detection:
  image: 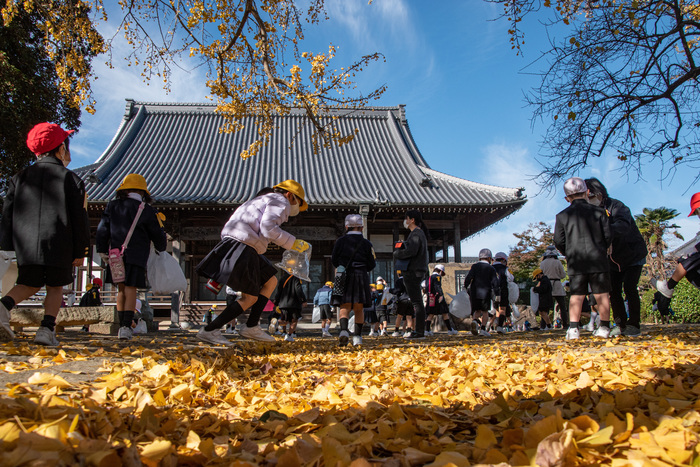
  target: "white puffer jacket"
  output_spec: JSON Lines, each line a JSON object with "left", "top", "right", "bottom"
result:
{"left": 221, "top": 192, "right": 296, "bottom": 254}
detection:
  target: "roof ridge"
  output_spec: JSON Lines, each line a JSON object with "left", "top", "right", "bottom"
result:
{"left": 128, "top": 100, "right": 406, "bottom": 113}
{"left": 421, "top": 167, "right": 526, "bottom": 197}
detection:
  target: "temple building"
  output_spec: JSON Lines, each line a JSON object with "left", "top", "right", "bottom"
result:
{"left": 76, "top": 100, "right": 527, "bottom": 302}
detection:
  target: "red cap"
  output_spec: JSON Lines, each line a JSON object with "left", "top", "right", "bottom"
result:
{"left": 26, "top": 123, "right": 74, "bottom": 155}
{"left": 92, "top": 278, "right": 103, "bottom": 287}
{"left": 689, "top": 192, "right": 700, "bottom": 216}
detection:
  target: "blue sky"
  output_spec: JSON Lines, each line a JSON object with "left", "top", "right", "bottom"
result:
{"left": 69, "top": 0, "right": 700, "bottom": 256}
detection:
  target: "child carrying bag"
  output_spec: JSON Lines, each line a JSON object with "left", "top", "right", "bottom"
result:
{"left": 108, "top": 202, "right": 145, "bottom": 283}
{"left": 332, "top": 240, "right": 363, "bottom": 299}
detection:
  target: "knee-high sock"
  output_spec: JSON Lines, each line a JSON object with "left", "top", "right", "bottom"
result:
{"left": 206, "top": 300, "right": 244, "bottom": 331}
{"left": 246, "top": 295, "right": 270, "bottom": 327}
{"left": 120, "top": 310, "right": 135, "bottom": 328}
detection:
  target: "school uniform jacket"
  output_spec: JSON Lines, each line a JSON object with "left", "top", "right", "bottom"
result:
{"left": 273, "top": 272, "right": 306, "bottom": 309}
{"left": 95, "top": 198, "right": 167, "bottom": 268}
{"left": 0, "top": 156, "right": 90, "bottom": 266}
{"left": 492, "top": 262, "right": 509, "bottom": 302}
{"left": 533, "top": 275, "right": 554, "bottom": 311}
{"left": 426, "top": 273, "right": 445, "bottom": 307}
{"left": 331, "top": 233, "right": 376, "bottom": 272}
{"left": 554, "top": 199, "right": 612, "bottom": 275}
{"left": 604, "top": 197, "right": 648, "bottom": 271}
{"left": 464, "top": 261, "right": 499, "bottom": 301}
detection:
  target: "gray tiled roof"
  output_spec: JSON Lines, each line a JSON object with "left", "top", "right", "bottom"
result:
{"left": 78, "top": 101, "right": 527, "bottom": 212}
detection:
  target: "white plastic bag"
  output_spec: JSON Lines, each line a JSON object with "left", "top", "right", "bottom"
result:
{"left": 312, "top": 306, "right": 321, "bottom": 323}
{"left": 147, "top": 248, "right": 187, "bottom": 294}
{"left": 511, "top": 303, "right": 521, "bottom": 319}
{"left": 448, "top": 290, "right": 471, "bottom": 318}
{"left": 530, "top": 288, "right": 539, "bottom": 312}
{"left": 508, "top": 282, "right": 520, "bottom": 304}
{"left": 0, "top": 251, "right": 13, "bottom": 280}
{"left": 133, "top": 320, "right": 148, "bottom": 334}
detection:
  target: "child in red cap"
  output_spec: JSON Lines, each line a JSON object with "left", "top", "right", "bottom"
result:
{"left": 653, "top": 192, "right": 700, "bottom": 298}
{"left": 0, "top": 122, "right": 91, "bottom": 345}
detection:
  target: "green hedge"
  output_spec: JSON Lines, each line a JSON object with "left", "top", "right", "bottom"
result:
{"left": 641, "top": 280, "right": 700, "bottom": 323}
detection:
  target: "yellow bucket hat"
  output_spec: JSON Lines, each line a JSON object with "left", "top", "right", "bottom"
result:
{"left": 117, "top": 173, "right": 150, "bottom": 195}
{"left": 274, "top": 179, "right": 308, "bottom": 212}
{"left": 532, "top": 268, "right": 543, "bottom": 279}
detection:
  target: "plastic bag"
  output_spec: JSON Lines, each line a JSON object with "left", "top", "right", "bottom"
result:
{"left": 147, "top": 248, "right": 188, "bottom": 294}
{"left": 508, "top": 282, "right": 520, "bottom": 304}
{"left": 312, "top": 306, "right": 321, "bottom": 323}
{"left": 276, "top": 246, "right": 312, "bottom": 282}
{"left": 511, "top": 303, "right": 521, "bottom": 319}
{"left": 530, "top": 288, "right": 539, "bottom": 312}
{"left": 448, "top": 290, "right": 471, "bottom": 318}
{"left": 0, "top": 251, "right": 12, "bottom": 280}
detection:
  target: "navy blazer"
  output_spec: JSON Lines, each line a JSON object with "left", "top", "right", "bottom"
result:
{"left": 0, "top": 157, "right": 90, "bottom": 266}
{"left": 95, "top": 198, "right": 167, "bottom": 268}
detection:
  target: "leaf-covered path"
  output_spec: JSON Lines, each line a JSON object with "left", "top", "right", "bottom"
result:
{"left": 1, "top": 325, "right": 699, "bottom": 466}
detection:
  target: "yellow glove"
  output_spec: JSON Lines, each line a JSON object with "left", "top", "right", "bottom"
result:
{"left": 292, "top": 239, "right": 310, "bottom": 252}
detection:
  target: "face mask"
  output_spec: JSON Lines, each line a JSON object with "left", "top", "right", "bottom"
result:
{"left": 403, "top": 219, "right": 411, "bottom": 229}
{"left": 289, "top": 202, "right": 300, "bottom": 217}
{"left": 127, "top": 192, "right": 144, "bottom": 202}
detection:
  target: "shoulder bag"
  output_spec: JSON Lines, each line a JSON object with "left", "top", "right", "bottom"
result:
{"left": 108, "top": 202, "right": 145, "bottom": 283}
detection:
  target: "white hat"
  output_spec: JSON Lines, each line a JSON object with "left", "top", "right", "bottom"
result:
{"left": 434, "top": 264, "right": 445, "bottom": 275}
{"left": 345, "top": 214, "right": 363, "bottom": 228}
{"left": 376, "top": 276, "right": 385, "bottom": 282}
{"left": 479, "top": 248, "right": 493, "bottom": 259}
{"left": 563, "top": 177, "right": 588, "bottom": 196}
{"left": 494, "top": 252, "right": 508, "bottom": 261}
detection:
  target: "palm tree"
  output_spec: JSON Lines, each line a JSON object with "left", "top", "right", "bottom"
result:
{"left": 634, "top": 207, "right": 684, "bottom": 279}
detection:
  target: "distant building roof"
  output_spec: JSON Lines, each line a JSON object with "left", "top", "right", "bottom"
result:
{"left": 669, "top": 232, "right": 700, "bottom": 258}
{"left": 77, "top": 101, "right": 527, "bottom": 218}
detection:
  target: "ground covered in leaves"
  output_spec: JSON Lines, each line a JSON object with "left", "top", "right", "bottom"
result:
{"left": 1, "top": 325, "right": 700, "bottom": 466}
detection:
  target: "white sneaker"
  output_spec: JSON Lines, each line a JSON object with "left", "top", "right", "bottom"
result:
{"left": 478, "top": 329, "right": 491, "bottom": 337}
{"left": 239, "top": 324, "right": 275, "bottom": 342}
{"left": 609, "top": 326, "right": 621, "bottom": 337}
{"left": 380, "top": 329, "right": 387, "bottom": 336}
{"left": 133, "top": 320, "right": 148, "bottom": 335}
{"left": 566, "top": 327, "right": 580, "bottom": 340}
{"left": 34, "top": 326, "right": 59, "bottom": 346}
{"left": 368, "top": 330, "right": 377, "bottom": 337}
{"left": 583, "top": 321, "right": 595, "bottom": 332}
{"left": 118, "top": 326, "right": 133, "bottom": 340}
{"left": 197, "top": 328, "right": 233, "bottom": 346}
{"left": 0, "top": 301, "right": 14, "bottom": 341}
{"left": 403, "top": 330, "right": 413, "bottom": 338}
{"left": 352, "top": 335, "right": 362, "bottom": 346}
{"left": 284, "top": 333, "right": 295, "bottom": 342}
{"left": 593, "top": 326, "right": 611, "bottom": 338}
{"left": 322, "top": 330, "right": 332, "bottom": 337}
{"left": 391, "top": 331, "right": 402, "bottom": 337}
{"left": 652, "top": 279, "right": 674, "bottom": 299}
{"left": 496, "top": 326, "right": 506, "bottom": 334}
{"left": 447, "top": 329, "right": 458, "bottom": 335}
{"left": 425, "top": 330, "right": 433, "bottom": 337}
{"left": 339, "top": 330, "right": 350, "bottom": 346}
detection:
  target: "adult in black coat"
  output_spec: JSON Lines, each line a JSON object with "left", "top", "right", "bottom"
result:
{"left": 0, "top": 123, "right": 90, "bottom": 346}
{"left": 585, "top": 178, "right": 647, "bottom": 337}
{"left": 393, "top": 209, "right": 429, "bottom": 339}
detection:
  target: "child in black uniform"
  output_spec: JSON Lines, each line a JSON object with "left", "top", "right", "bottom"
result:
{"left": 464, "top": 248, "right": 500, "bottom": 337}
{"left": 532, "top": 268, "right": 554, "bottom": 330}
{"left": 96, "top": 174, "right": 167, "bottom": 340}
{"left": 425, "top": 264, "right": 456, "bottom": 335}
{"left": 272, "top": 270, "right": 306, "bottom": 342}
{"left": 331, "top": 214, "right": 376, "bottom": 347}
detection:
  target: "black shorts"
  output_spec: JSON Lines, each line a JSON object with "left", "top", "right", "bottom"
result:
{"left": 680, "top": 252, "right": 700, "bottom": 288}
{"left": 396, "top": 299, "right": 414, "bottom": 317}
{"left": 17, "top": 265, "right": 73, "bottom": 288}
{"left": 569, "top": 272, "right": 611, "bottom": 295}
{"left": 319, "top": 304, "right": 332, "bottom": 320}
{"left": 106, "top": 263, "right": 147, "bottom": 288}
{"left": 472, "top": 298, "right": 491, "bottom": 312}
{"left": 280, "top": 307, "right": 302, "bottom": 322}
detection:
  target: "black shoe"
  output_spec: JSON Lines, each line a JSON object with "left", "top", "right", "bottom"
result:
{"left": 404, "top": 331, "right": 425, "bottom": 340}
